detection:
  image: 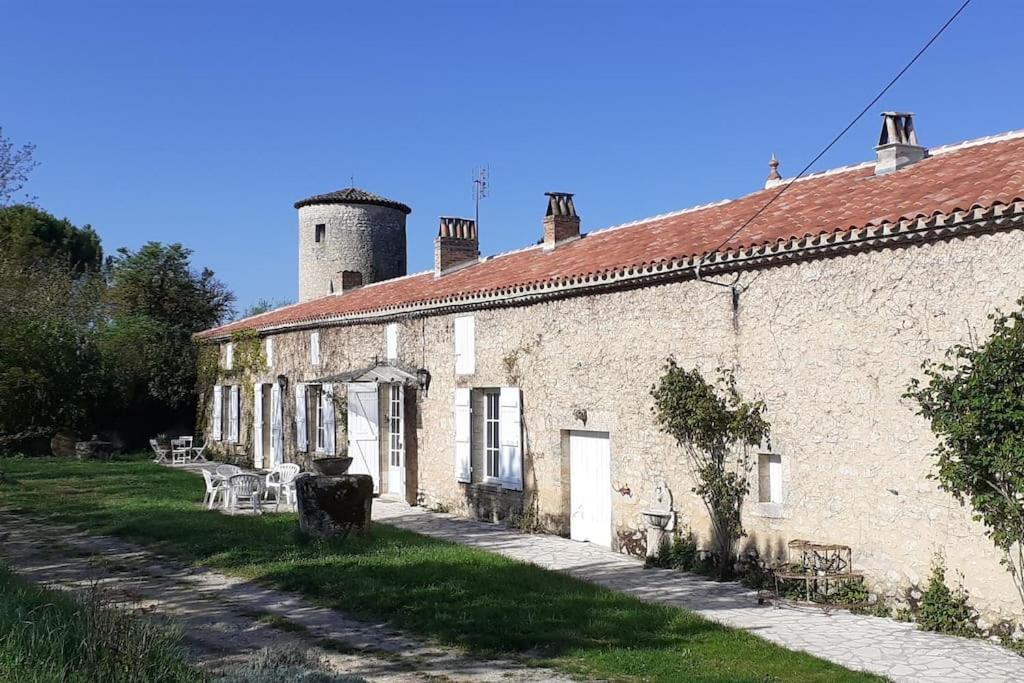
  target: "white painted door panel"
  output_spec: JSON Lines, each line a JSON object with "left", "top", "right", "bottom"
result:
{"left": 569, "top": 431, "right": 612, "bottom": 548}
{"left": 347, "top": 382, "right": 380, "bottom": 493}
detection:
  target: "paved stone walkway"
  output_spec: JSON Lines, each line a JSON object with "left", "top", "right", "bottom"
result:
{"left": 372, "top": 500, "right": 1024, "bottom": 683}
{"left": 0, "top": 513, "right": 572, "bottom": 682}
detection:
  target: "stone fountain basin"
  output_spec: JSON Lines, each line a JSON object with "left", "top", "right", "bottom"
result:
{"left": 642, "top": 509, "right": 673, "bottom": 529}
{"left": 311, "top": 457, "right": 353, "bottom": 476}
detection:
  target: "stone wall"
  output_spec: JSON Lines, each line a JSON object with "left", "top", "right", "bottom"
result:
{"left": 208, "top": 227, "right": 1024, "bottom": 622}
{"left": 297, "top": 203, "right": 407, "bottom": 301}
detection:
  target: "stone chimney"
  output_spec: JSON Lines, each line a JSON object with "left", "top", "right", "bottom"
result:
{"left": 543, "top": 192, "right": 580, "bottom": 250}
{"left": 434, "top": 217, "right": 478, "bottom": 276}
{"left": 330, "top": 270, "right": 363, "bottom": 294}
{"left": 875, "top": 112, "right": 927, "bottom": 175}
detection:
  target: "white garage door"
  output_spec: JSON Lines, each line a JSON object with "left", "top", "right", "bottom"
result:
{"left": 569, "top": 431, "right": 612, "bottom": 548}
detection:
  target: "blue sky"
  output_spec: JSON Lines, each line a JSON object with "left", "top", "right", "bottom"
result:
{"left": 5, "top": 0, "right": 1018, "bottom": 314}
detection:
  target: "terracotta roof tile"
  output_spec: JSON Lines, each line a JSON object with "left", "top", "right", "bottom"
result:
{"left": 200, "top": 132, "right": 1024, "bottom": 339}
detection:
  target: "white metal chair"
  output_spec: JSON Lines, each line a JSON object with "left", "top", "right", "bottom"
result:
{"left": 226, "top": 474, "right": 263, "bottom": 515}
{"left": 201, "top": 469, "right": 228, "bottom": 509}
{"left": 264, "top": 463, "right": 301, "bottom": 512}
{"left": 170, "top": 438, "right": 191, "bottom": 466}
{"left": 189, "top": 441, "right": 208, "bottom": 463}
{"left": 149, "top": 439, "right": 170, "bottom": 464}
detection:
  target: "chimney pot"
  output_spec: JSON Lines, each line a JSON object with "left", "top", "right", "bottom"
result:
{"left": 434, "top": 216, "right": 479, "bottom": 276}
{"left": 543, "top": 192, "right": 581, "bottom": 250}
{"left": 875, "top": 112, "right": 926, "bottom": 175}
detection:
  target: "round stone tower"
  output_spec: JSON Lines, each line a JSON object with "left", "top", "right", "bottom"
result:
{"left": 294, "top": 187, "right": 411, "bottom": 302}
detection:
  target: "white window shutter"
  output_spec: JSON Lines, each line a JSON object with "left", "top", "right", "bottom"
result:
{"left": 253, "top": 383, "right": 264, "bottom": 469}
{"left": 454, "top": 316, "right": 475, "bottom": 375}
{"left": 310, "top": 331, "right": 320, "bottom": 367}
{"left": 322, "top": 383, "right": 336, "bottom": 455}
{"left": 499, "top": 387, "right": 523, "bottom": 491}
{"left": 224, "top": 342, "right": 234, "bottom": 370}
{"left": 295, "top": 382, "right": 308, "bottom": 452}
{"left": 211, "top": 385, "right": 223, "bottom": 440}
{"left": 386, "top": 324, "right": 398, "bottom": 361}
{"left": 454, "top": 388, "right": 472, "bottom": 483}
{"left": 265, "top": 337, "right": 274, "bottom": 367}
{"left": 270, "top": 383, "right": 283, "bottom": 466}
{"left": 769, "top": 454, "right": 783, "bottom": 503}
{"left": 229, "top": 385, "right": 240, "bottom": 442}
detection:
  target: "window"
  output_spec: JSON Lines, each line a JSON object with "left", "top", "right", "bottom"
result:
{"left": 389, "top": 384, "right": 403, "bottom": 468}
{"left": 484, "top": 390, "right": 500, "bottom": 480}
{"left": 758, "top": 453, "right": 783, "bottom": 503}
{"left": 265, "top": 337, "right": 274, "bottom": 367}
{"left": 310, "top": 331, "right": 321, "bottom": 367}
{"left": 314, "top": 223, "right": 326, "bottom": 243}
{"left": 385, "top": 323, "right": 398, "bottom": 361}
{"left": 224, "top": 342, "right": 234, "bottom": 370}
{"left": 454, "top": 315, "right": 475, "bottom": 375}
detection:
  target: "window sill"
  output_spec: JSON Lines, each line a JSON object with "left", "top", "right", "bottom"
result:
{"left": 751, "top": 502, "right": 788, "bottom": 519}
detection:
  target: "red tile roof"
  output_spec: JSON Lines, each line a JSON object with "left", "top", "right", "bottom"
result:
{"left": 199, "top": 132, "right": 1024, "bottom": 339}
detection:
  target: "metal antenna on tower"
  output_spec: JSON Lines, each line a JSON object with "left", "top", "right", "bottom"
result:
{"left": 472, "top": 166, "right": 489, "bottom": 230}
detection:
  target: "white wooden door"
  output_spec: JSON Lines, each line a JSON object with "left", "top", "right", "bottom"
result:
{"left": 387, "top": 384, "right": 405, "bottom": 495}
{"left": 347, "top": 382, "right": 380, "bottom": 493}
{"left": 569, "top": 431, "right": 612, "bottom": 548}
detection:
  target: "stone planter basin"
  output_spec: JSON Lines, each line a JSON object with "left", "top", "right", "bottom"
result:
{"left": 642, "top": 509, "right": 673, "bottom": 529}
{"left": 311, "top": 457, "right": 353, "bottom": 476}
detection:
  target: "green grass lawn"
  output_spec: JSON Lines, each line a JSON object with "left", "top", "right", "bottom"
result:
{"left": 0, "top": 562, "right": 197, "bottom": 683}
{"left": 0, "top": 457, "right": 882, "bottom": 682}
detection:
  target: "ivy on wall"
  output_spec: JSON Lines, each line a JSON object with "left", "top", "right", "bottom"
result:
{"left": 193, "top": 330, "right": 266, "bottom": 443}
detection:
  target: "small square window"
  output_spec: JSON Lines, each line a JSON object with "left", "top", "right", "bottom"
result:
{"left": 315, "top": 224, "right": 326, "bottom": 243}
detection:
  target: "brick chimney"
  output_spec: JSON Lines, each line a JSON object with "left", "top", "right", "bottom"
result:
{"left": 875, "top": 112, "right": 927, "bottom": 175}
{"left": 434, "top": 217, "right": 479, "bottom": 276}
{"left": 330, "top": 270, "right": 363, "bottom": 294}
{"left": 543, "top": 192, "right": 580, "bottom": 250}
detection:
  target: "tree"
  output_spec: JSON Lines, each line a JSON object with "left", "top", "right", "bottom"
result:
{"left": 651, "top": 361, "right": 769, "bottom": 578}
{"left": 103, "top": 243, "right": 234, "bottom": 412}
{"left": 0, "top": 253, "right": 105, "bottom": 449}
{"left": 0, "top": 127, "right": 38, "bottom": 206}
{"left": 0, "top": 204, "right": 102, "bottom": 274}
{"left": 906, "top": 299, "right": 1024, "bottom": 608}
{"left": 240, "top": 298, "right": 292, "bottom": 319}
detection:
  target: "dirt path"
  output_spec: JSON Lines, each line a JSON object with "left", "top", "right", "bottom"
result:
{"left": 0, "top": 513, "right": 578, "bottom": 682}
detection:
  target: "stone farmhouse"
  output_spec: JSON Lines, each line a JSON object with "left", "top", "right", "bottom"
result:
{"left": 197, "top": 113, "right": 1024, "bottom": 622}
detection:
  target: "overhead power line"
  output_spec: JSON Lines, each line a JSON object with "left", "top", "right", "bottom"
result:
{"left": 699, "top": 0, "right": 972, "bottom": 267}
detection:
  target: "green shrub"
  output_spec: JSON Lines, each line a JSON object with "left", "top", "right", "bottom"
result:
{"left": 0, "top": 564, "right": 197, "bottom": 682}
{"left": 916, "top": 556, "right": 977, "bottom": 637}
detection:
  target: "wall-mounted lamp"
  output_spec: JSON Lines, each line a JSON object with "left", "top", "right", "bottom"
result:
{"left": 276, "top": 374, "right": 289, "bottom": 392}
{"left": 573, "top": 407, "right": 588, "bottom": 425}
{"left": 416, "top": 368, "right": 431, "bottom": 397}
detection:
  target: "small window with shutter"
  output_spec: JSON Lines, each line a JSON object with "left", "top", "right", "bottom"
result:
{"left": 310, "top": 331, "right": 321, "bottom": 367}
{"left": 758, "top": 453, "right": 783, "bottom": 504}
{"left": 224, "top": 342, "right": 234, "bottom": 370}
{"left": 454, "top": 316, "right": 475, "bottom": 375}
{"left": 385, "top": 323, "right": 398, "bottom": 361}
{"left": 265, "top": 337, "right": 274, "bottom": 367}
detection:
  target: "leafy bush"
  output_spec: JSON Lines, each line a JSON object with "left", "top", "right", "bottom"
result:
{"left": 0, "top": 564, "right": 197, "bottom": 682}
{"left": 916, "top": 555, "right": 977, "bottom": 637}
{"left": 906, "top": 299, "right": 1024, "bottom": 607}
{"left": 650, "top": 362, "right": 769, "bottom": 579}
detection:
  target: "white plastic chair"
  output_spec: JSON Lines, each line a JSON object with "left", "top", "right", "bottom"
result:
{"left": 215, "top": 464, "right": 242, "bottom": 479}
{"left": 149, "top": 439, "right": 170, "bottom": 464}
{"left": 226, "top": 474, "right": 263, "bottom": 515}
{"left": 264, "top": 463, "right": 301, "bottom": 512}
{"left": 201, "top": 469, "right": 228, "bottom": 509}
